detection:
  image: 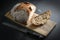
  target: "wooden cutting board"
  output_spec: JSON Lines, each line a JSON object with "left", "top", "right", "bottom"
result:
{"left": 5, "top": 12, "right": 56, "bottom": 36}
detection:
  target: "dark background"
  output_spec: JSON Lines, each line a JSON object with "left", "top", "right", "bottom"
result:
{"left": 0, "top": 0, "right": 60, "bottom": 40}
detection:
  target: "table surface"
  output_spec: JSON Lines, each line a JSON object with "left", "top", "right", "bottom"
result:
{"left": 0, "top": 0, "right": 60, "bottom": 40}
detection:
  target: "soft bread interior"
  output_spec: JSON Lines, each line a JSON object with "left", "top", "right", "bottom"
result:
{"left": 31, "top": 10, "right": 51, "bottom": 25}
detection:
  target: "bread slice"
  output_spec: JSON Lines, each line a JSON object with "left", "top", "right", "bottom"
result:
{"left": 31, "top": 10, "right": 51, "bottom": 25}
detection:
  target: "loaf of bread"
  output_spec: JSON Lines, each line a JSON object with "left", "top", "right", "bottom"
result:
{"left": 31, "top": 10, "right": 51, "bottom": 25}
{"left": 10, "top": 2, "right": 51, "bottom": 26}
{"left": 10, "top": 2, "right": 36, "bottom": 24}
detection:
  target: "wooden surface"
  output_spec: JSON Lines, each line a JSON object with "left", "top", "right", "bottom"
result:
{"left": 5, "top": 12, "right": 56, "bottom": 36}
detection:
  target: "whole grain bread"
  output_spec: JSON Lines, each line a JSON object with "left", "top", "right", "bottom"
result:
{"left": 31, "top": 10, "right": 51, "bottom": 25}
